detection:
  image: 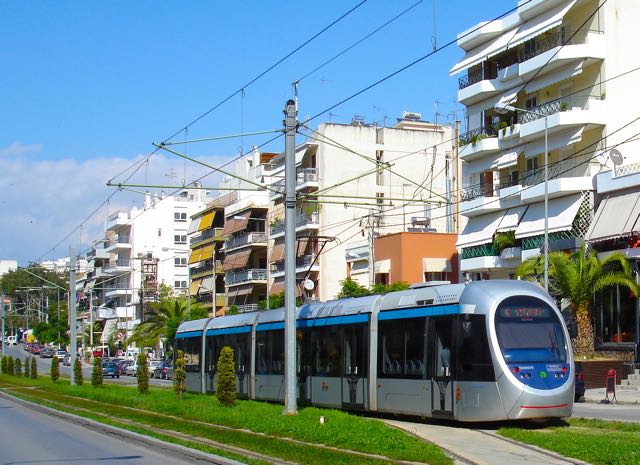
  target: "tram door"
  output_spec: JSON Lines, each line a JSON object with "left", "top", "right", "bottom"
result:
{"left": 342, "top": 325, "right": 366, "bottom": 409}
{"left": 431, "top": 317, "right": 455, "bottom": 417}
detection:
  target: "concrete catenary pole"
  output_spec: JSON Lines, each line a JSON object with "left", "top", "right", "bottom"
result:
{"left": 69, "top": 247, "right": 78, "bottom": 385}
{"left": 283, "top": 99, "right": 298, "bottom": 415}
{"left": 1, "top": 291, "right": 5, "bottom": 355}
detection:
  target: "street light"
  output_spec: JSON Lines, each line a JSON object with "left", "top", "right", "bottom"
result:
{"left": 496, "top": 104, "right": 549, "bottom": 291}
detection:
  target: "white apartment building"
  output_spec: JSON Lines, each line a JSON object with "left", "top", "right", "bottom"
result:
{"left": 452, "top": 0, "right": 640, "bottom": 278}
{"left": 269, "top": 117, "right": 456, "bottom": 301}
{"left": 84, "top": 186, "right": 206, "bottom": 337}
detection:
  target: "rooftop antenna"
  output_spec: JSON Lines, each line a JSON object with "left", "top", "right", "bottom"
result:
{"left": 433, "top": 100, "right": 442, "bottom": 125}
{"left": 329, "top": 112, "right": 339, "bottom": 123}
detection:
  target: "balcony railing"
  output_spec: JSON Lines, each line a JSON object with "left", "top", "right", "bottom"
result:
{"left": 461, "top": 185, "right": 495, "bottom": 202}
{"left": 105, "top": 259, "right": 131, "bottom": 269}
{"left": 190, "top": 262, "right": 212, "bottom": 276}
{"left": 271, "top": 168, "right": 319, "bottom": 194}
{"left": 272, "top": 254, "right": 317, "bottom": 273}
{"left": 519, "top": 31, "right": 565, "bottom": 62}
{"left": 225, "top": 232, "right": 267, "bottom": 250}
{"left": 459, "top": 125, "right": 497, "bottom": 146}
{"left": 270, "top": 212, "right": 319, "bottom": 235}
{"left": 458, "top": 66, "right": 497, "bottom": 90}
{"left": 226, "top": 269, "right": 268, "bottom": 285}
{"left": 190, "top": 228, "right": 222, "bottom": 246}
{"left": 236, "top": 304, "right": 259, "bottom": 313}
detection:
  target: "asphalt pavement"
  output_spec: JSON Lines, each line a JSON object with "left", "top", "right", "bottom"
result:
{"left": 0, "top": 395, "right": 204, "bottom": 465}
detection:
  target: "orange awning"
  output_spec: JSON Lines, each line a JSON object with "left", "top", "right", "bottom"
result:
{"left": 198, "top": 211, "right": 215, "bottom": 231}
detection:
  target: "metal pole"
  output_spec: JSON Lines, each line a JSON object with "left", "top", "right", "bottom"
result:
{"left": 212, "top": 246, "right": 216, "bottom": 317}
{"left": 57, "top": 288, "right": 60, "bottom": 348}
{"left": 89, "top": 289, "right": 94, "bottom": 363}
{"left": 283, "top": 98, "right": 298, "bottom": 415}
{"left": 368, "top": 211, "right": 376, "bottom": 289}
{"left": 69, "top": 247, "right": 78, "bottom": 384}
{"left": 1, "top": 291, "right": 5, "bottom": 355}
{"left": 544, "top": 116, "right": 549, "bottom": 291}
{"left": 266, "top": 218, "right": 270, "bottom": 310}
{"left": 402, "top": 184, "right": 406, "bottom": 232}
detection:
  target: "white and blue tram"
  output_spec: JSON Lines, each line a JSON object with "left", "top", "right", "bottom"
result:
{"left": 176, "top": 280, "right": 574, "bottom": 421}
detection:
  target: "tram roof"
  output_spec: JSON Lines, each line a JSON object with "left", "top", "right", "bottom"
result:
{"left": 378, "top": 283, "right": 466, "bottom": 311}
{"left": 205, "top": 312, "right": 260, "bottom": 331}
{"left": 176, "top": 318, "right": 209, "bottom": 334}
{"left": 256, "top": 308, "right": 285, "bottom": 324}
{"left": 298, "top": 294, "right": 381, "bottom": 320}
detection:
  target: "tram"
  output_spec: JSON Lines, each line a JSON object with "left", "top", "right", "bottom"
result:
{"left": 176, "top": 280, "right": 574, "bottom": 421}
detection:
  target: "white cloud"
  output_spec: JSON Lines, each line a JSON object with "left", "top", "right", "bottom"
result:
{"left": 0, "top": 141, "right": 43, "bottom": 157}
{"left": 0, "top": 152, "right": 232, "bottom": 265}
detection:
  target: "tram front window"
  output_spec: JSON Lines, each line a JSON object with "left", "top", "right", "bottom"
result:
{"left": 495, "top": 296, "right": 567, "bottom": 364}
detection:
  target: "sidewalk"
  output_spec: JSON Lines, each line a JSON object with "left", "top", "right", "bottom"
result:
{"left": 584, "top": 386, "right": 640, "bottom": 405}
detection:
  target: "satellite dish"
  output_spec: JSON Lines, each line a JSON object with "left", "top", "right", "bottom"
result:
{"left": 303, "top": 279, "right": 315, "bottom": 291}
{"left": 610, "top": 148, "right": 624, "bottom": 166}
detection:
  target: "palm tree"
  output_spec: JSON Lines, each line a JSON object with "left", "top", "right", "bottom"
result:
{"left": 517, "top": 244, "right": 638, "bottom": 357}
{"left": 130, "top": 298, "right": 207, "bottom": 352}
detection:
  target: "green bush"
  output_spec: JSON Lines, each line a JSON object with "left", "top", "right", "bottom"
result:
{"left": 23, "top": 357, "right": 30, "bottom": 378}
{"left": 92, "top": 357, "right": 103, "bottom": 386}
{"left": 30, "top": 357, "right": 37, "bottom": 379}
{"left": 51, "top": 356, "right": 60, "bottom": 382}
{"left": 216, "top": 346, "right": 236, "bottom": 406}
{"left": 136, "top": 353, "right": 149, "bottom": 394}
{"left": 173, "top": 350, "right": 186, "bottom": 399}
{"left": 73, "top": 358, "right": 83, "bottom": 385}
{"left": 14, "top": 358, "right": 22, "bottom": 376}
{"left": 1, "top": 356, "right": 7, "bottom": 374}
{"left": 7, "top": 356, "right": 14, "bottom": 376}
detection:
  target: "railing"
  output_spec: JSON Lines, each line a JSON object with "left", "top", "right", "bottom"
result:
{"left": 614, "top": 162, "right": 640, "bottom": 178}
{"left": 460, "top": 185, "right": 495, "bottom": 202}
{"left": 190, "top": 262, "right": 212, "bottom": 276}
{"left": 519, "top": 31, "right": 565, "bottom": 62}
{"left": 105, "top": 259, "right": 131, "bottom": 268}
{"left": 517, "top": 100, "right": 562, "bottom": 124}
{"left": 106, "top": 236, "right": 130, "bottom": 248}
{"left": 104, "top": 283, "right": 130, "bottom": 291}
{"left": 459, "top": 125, "right": 497, "bottom": 146}
{"left": 226, "top": 269, "right": 268, "bottom": 285}
{"left": 270, "top": 168, "right": 319, "bottom": 194}
{"left": 270, "top": 212, "right": 319, "bottom": 235}
{"left": 236, "top": 304, "right": 259, "bottom": 313}
{"left": 458, "top": 66, "right": 497, "bottom": 90}
{"left": 272, "top": 254, "right": 317, "bottom": 273}
{"left": 520, "top": 160, "right": 596, "bottom": 187}
{"left": 190, "top": 228, "right": 223, "bottom": 246}
{"left": 225, "top": 232, "right": 267, "bottom": 250}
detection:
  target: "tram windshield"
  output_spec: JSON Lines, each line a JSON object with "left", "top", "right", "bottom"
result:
{"left": 495, "top": 296, "right": 567, "bottom": 364}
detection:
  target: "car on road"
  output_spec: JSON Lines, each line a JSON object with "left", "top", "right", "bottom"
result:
{"left": 54, "top": 350, "right": 67, "bottom": 361}
{"left": 125, "top": 362, "right": 138, "bottom": 376}
{"left": 40, "top": 348, "right": 53, "bottom": 358}
{"left": 152, "top": 360, "right": 173, "bottom": 380}
{"left": 575, "top": 368, "right": 585, "bottom": 401}
{"left": 102, "top": 362, "right": 120, "bottom": 378}
{"left": 118, "top": 359, "right": 133, "bottom": 374}
{"left": 31, "top": 345, "right": 41, "bottom": 355}
{"left": 147, "top": 360, "right": 160, "bottom": 377}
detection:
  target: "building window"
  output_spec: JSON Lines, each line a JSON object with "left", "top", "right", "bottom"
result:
{"left": 158, "top": 228, "right": 162, "bottom": 237}
{"left": 174, "top": 212, "right": 187, "bottom": 222}
{"left": 174, "top": 280, "right": 187, "bottom": 289}
{"left": 425, "top": 272, "right": 449, "bottom": 282}
{"left": 174, "top": 257, "right": 187, "bottom": 267}
{"left": 174, "top": 235, "right": 187, "bottom": 244}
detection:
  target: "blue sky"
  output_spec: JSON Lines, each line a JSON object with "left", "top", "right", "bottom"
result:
{"left": 0, "top": 0, "right": 507, "bottom": 265}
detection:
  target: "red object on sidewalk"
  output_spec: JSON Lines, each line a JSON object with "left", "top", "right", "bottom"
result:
{"left": 604, "top": 368, "right": 617, "bottom": 404}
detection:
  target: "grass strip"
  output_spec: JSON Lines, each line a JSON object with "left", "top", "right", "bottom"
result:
{"left": 499, "top": 418, "right": 640, "bottom": 465}
{"left": 1, "top": 376, "right": 449, "bottom": 465}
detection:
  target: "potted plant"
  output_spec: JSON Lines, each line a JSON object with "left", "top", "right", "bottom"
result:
{"left": 560, "top": 102, "right": 569, "bottom": 112}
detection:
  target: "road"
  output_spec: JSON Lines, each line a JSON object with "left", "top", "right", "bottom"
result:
{"left": 3, "top": 346, "right": 172, "bottom": 387}
{"left": 0, "top": 395, "right": 199, "bottom": 465}
{"left": 573, "top": 401, "right": 640, "bottom": 422}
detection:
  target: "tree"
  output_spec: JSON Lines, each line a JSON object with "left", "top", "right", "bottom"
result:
{"left": 7, "top": 356, "right": 14, "bottom": 376}
{"left": 1, "top": 356, "right": 7, "bottom": 374}
{"left": 173, "top": 350, "right": 186, "bottom": 399}
{"left": 92, "top": 357, "right": 103, "bottom": 386}
{"left": 257, "top": 291, "right": 303, "bottom": 311}
{"left": 216, "top": 346, "right": 236, "bottom": 406}
{"left": 23, "top": 357, "right": 30, "bottom": 378}
{"left": 136, "top": 353, "right": 149, "bottom": 394}
{"left": 30, "top": 357, "right": 37, "bottom": 379}
{"left": 336, "top": 278, "right": 411, "bottom": 299}
{"left": 517, "top": 244, "right": 638, "bottom": 357}
{"left": 51, "top": 356, "right": 60, "bottom": 382}
{"left": 14, "top": 358, "right": 22, "bottom": 376}
{"left": 130, "top": 297, "right": 207, "bottom": 352}
{"left": 73, "top": 358, "right": 83, "bottom": 385}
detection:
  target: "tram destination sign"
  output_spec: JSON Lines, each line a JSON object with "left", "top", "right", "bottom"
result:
{"left": 498, "top": 306, "right": 551, "bottom": 319}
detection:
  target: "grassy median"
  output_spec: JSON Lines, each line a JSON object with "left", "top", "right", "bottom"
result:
{"left": 0, "top": 374, "right": 451, "bottom": 465}
{"left": 500, "top": 418, "right": 640, "bottom": 465}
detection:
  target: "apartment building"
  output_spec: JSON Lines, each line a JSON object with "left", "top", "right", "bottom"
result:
{"left": 187, "top": 204, "right": 226, "bottom": 315}
{"left": 269, "top": 117, "right": 456, "bottom": 301}
{"left": 83, "top": 186, "right": 206, "bottom": 337}
{"left": 452, "top": 0, "right": 640, "bottom": 279}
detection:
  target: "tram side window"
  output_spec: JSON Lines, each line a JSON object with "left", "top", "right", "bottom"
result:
{"left": 213, "top": 334, "right": 250, "bottom": 374}
{"left": 378, "top": 318, "right": 427, "bottom": 379}
{"left": 313, "top": 326, "right": 342, "bottom": 376}
{"left": 457, "top": 315, "right": 495, "bottom": 382}
{"left": 180, "top": 337, "right": 201, "bottom": 372}
{"left": 256, "top": 330, "right": 284, "bottom": 374}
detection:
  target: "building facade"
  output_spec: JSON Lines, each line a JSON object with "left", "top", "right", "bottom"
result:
{"left": 452, "top": 0, "right": 640, "bottom": 279}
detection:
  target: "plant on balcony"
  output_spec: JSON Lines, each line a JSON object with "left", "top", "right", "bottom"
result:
{"left": 516, "top": 244, "right": 638, "bottom": 358}
{"left": 560, "top": 102, "right": 569, "bottom": 112}
{"left": 493, "top": 231, "right": 516, "bottom": 254}
{"left": 227, "top": 304, "right": 240, "bottom": 316}
{"left": 269, "top": 217, "right": 283, "bottom": 228}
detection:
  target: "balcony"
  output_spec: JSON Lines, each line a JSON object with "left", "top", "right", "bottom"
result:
{"left": 104, "top": 259, "right": 132, "bottom": 273}
{"left": 459, "top": 125, "right": 499, "bottom": 160}
{"left": 518, "top": 96, "right": 606, "bottom": 141}
{"left": 106, "top": 211, "right": 131, "bottom": 231}
{"left": 226, "top": 269, "right": 268, "bottom": 286}
{"left": 195, "top": 294, "right": 228, "bottom": 308}
{"left": 269, "top": 168, "right": 320, "bottom": 199}
{"left": 104, "top": 283, "right": 132, "bottom": 298}
{"left": 270, "top": 212, "right": 320, "bottom": 238}
{"left": 225, "top": 232, "right": 268, "bottom": 251}
{"left": 460, "top": 185, "right": 501, "bottom": 217}
{"left": 519, "top": 162, "right": 596, "bottom": 203}
{"left": 271, "top": 254, "right": 320, "bottom": 277}
{"left": 190, "top": 228, "right": 224, "bottom": 247}
{"left": 190, "top": 260, "right": 223, "bottom": 278}
{"left": 104, "top": 235, "right": 131, "bottom": 252}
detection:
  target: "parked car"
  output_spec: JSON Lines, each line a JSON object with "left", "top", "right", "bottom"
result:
{"left": 153, "top": 360, "right": 173, "bottom": 380}
{"left": 125, "top": 362, "right": 138, "bottom": 376}
{"left": 102, "top": 362, "right": 120, "bottom": 378}
{"left": 40, "top": 348, "right": 53, "bottom": 358}
{"left": 63, "top": 353, "right": 72, "bottom": 366}
{"left": 147, "top": 360, "right": 160, "bottom": 376}
{"left": 118, "top": 360, "right": 134, "bottom": 374}
{"left": 54, "top": 350, "right": 67, "bottom": 361}
{"left": 31, "top": 345, "right": 41, "bottom": 355}
{"left": 575, "top": 368, "right": 585, "bottom": 402}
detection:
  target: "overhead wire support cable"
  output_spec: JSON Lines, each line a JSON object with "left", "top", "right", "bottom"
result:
{"left": 107, "top": 182, "right": 267, "bottom": 193}
{"left": 161, "top": 129, "right": 282, "bottom": 146}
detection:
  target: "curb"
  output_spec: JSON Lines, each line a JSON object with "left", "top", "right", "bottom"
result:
{"left": 0, "top": 391, "right": 246, "bottom": 465}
